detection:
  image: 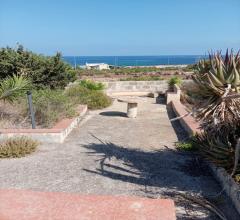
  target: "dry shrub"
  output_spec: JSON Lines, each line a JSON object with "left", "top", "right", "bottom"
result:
{"left": 0, "top": 137, "right": 38, "bottom": 158}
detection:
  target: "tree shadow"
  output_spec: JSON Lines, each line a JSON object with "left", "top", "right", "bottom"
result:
{"left": 80, "top": 100, "right": 239, "bottom": 219}
{"left": 156, "top": 94, "right": 166, "bottom": 104}
{"left": 83, "top": 140, "right": 211, "bottom": 192}
{"left": 82, "top": 138, "right": 238, "bottom": 219}
{"left": 100, "top": 111, "right": 127, "bottom": 117}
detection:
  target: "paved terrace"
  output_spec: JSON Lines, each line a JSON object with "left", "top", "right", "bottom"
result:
{"left": 0, "top": 97, "right": 239, "bottom": 219}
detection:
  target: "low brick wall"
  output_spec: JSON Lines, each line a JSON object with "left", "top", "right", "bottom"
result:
{"left": 167, "top": 84, "right": 201, "bottom": 135}
{"left": 0, "top": 105, "right": 88, "bottom": 143}
{"left": 171, "top": 100, "right": 201, "bottom": 135}
{"left": 167, "top": 86, "right": 240, "bottom": 215}
{"left": 104, "top": 81, "right": 168, "bottom": 96}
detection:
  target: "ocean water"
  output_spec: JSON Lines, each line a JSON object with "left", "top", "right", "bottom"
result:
{"left": 63, "top": 55, "right": 206, "bottom": 67}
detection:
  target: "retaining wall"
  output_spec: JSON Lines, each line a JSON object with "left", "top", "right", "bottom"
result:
{"left": 104, "top": 81, "right": 168, "bottom": 96}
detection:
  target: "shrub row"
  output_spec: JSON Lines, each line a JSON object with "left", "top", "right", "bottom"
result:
{"left": 18, "top": 80, "right": 112, "bottom": 127}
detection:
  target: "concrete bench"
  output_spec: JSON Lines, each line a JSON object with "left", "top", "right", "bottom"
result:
{"left": 118, "top": 98, "right": 138, "bottom": 118}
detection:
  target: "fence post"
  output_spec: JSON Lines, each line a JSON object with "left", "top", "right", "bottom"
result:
{"left": 27, "top": 91, "right": 36, "bottom": 129}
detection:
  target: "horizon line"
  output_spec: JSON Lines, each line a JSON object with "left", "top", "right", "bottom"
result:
{"left": 63, "top": 54, "right": 207, "bottom": 57}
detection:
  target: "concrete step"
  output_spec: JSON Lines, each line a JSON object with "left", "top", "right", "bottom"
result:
{"left": 0, "top": 189, "right": 176, "bottom": 220}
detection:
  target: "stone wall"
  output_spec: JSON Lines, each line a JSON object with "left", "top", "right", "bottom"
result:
{"left": 104, "top": 81, "right": 168, "bottom": 96}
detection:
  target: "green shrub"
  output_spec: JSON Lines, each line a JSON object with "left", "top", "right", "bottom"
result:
{"left": 0, "top": 45, "right": 76, "bottom": 89}
{"left": 32, "top": 89, "right": 76, "bottom": 127}
{"left": 176, "top": 141, "right": 197, "bottom": 151}
{"left": 65, "top": 84, "right": 112, "bottom": 110}
{"left": 0, "top": 137, "right": 38, "bottom": 158}
{"left": 83, "top": 90, "right": 112, "bottom": 109}
{"left": 79, "top": 79, "right": 105, "bottom": 90}
{"left": 168, "top": 76, "right": 182, "bottom": 87}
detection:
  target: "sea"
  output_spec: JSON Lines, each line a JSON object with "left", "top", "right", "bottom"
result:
{"left": 63, "top": 55, "right": 206, "bottom": 67}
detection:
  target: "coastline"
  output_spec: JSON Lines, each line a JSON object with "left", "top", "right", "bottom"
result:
{"left": 63, "top": 55, "right": 203, "bottom": 67}
{"left": 125, "top": 64, "right": 188, "bottom": 68}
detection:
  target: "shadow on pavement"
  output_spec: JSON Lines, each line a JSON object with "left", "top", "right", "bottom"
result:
{"left": 100, "top": 111, "right": 127, "bottom": 117}
{"left": 82, "top": 138, "right": 238, "bottom": 220}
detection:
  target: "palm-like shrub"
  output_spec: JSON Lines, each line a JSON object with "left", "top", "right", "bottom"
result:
{"left": 193, "top": 50, "right": 240, "bottom": 180}
{"left": 0, "top": 74, "right": 30, "bottom": 102}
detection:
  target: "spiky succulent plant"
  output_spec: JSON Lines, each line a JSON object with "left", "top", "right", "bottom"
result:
{"left": 195, "top": 50, "right": 240, "bottom": 94}
{"left": 193, "top": 50, "right": 240, "bottom": 134}
{"left": 192, "top": 50, "right": 240, "bottom": 180}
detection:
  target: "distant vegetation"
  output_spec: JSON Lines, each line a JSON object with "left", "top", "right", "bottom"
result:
{"left": 120, "top": 76, "right": 164, "bottom": 81}
{"left": 73, "top": 65, "right": 195, "bottom": 79}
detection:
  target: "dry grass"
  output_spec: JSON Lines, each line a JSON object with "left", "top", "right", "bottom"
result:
{"left": 0, "top": 101, "right": 31, "bottom": 129}
{"left": 0, "top": 137, "right": 38, "bottom": 158}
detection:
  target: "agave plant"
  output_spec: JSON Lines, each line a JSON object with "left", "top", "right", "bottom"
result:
{"left": 193, "top": 50, "right": 240, "bottom": 134}
{"left": 194, "top": 133, "right": 237, "bottom": 170}
{"left": 193, "top": 50, "right": 240, "bottom": 180}
{"left": 194, "top": 132, "right": 240, "bottom": 181}
{"left": 196, "top": 50, "right": 240, "bottom": 91}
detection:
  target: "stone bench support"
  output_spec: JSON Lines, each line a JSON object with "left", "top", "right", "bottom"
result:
{"left": 118, "top": 99, "right": 138, "bottom": 118}
{"left": 127, "top": 103, "right": 138, "bottom": 118}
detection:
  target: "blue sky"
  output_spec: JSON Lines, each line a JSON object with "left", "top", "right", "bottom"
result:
{"left": 0, "top": 0, "right": 239, "bottom": 55}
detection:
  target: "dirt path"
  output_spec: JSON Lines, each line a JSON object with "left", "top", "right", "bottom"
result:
{"left": 0, "top": 97, "right": 238, "bottom": 219}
